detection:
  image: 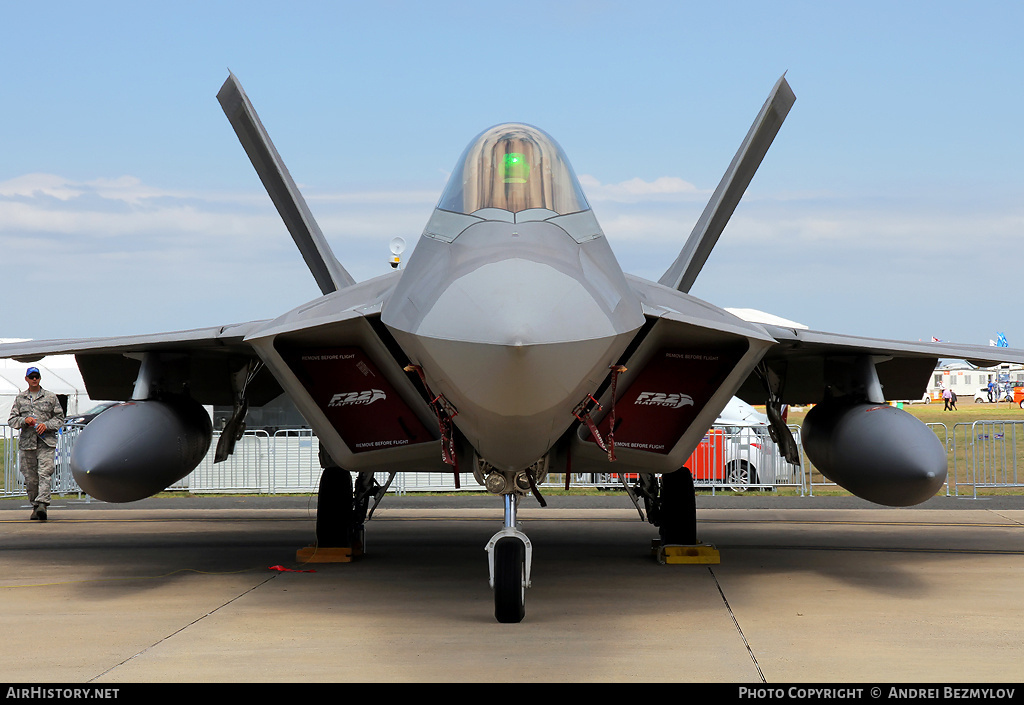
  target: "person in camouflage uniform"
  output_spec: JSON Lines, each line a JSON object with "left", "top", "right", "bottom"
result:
{"left": 7, "top": 367, "right": 65, "bottom": 521}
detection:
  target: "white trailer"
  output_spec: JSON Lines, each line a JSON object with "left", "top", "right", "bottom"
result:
{"left": 926, "top": 363, "right": 1024, "bottom": 402}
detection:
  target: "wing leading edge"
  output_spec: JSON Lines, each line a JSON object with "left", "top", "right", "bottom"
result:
{"left": 0, "top": 323, "right": 279, "bottom": 405}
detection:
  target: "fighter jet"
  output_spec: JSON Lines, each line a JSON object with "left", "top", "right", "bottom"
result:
{"left": 4, "top": 73, "right": 1022, "bottom": 623}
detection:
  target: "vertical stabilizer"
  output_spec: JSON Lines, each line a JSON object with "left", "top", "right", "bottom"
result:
{"left": 659, "top": 75, "right": 795, "bottom": 293}
{"left": 218, "top": 72, "right": 355, "bottom": 294}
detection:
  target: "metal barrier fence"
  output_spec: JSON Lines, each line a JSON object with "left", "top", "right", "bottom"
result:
{"left": 1, "top": 424, "right": 18, "bottom": 497}
{"left": 12, "top": 419, "right": 1024, "bottom": 500}
{"left": 1, "top": 423, "right": 808, "bottom": 498}
{"left": 3, "top": 423, "right": 82, "bottom": 499}
{"left": 950, "top": 420, "right": 1024, "bottom": 498}
{"left": 170, "top": 429, "right": 324, "bottom": 495}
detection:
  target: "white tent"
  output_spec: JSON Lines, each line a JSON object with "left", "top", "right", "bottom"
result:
{"left": 0, "top": 339, "right": 107, "bottom": 424}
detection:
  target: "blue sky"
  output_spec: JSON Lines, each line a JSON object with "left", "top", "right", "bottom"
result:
{"left": 1, "top": 1, "right": 1022, "bottom": 348}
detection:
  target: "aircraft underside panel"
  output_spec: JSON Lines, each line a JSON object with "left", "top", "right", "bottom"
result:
{"left": 585, "top": 346, "right": 746, "bottom": 455}
{"left": 247, "top": 312, "right": 448, "bottom": 473}
{"left": 284, "top": 346, "right": 434, "bottom": 453}
{"left": 569, "top": 314, "right": 773, "bottom": 474}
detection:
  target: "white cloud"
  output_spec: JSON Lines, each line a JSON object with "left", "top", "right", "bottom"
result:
{"left": 2, "top": 171, "right": 1021, "bottom": 345}
{"left": 579, "top": 174, "right": 707, "bottom": 202}
{"left": 0, "top": 172, "right": 438, "bottom": 338}
{"left": 0, "top": 173, "right": 85, "bottom": 201}
{"left": 0, "top": 173, "right": 212, "bottom": 205}
{"left": 594, "top": 195, "right": 1024, "bottom": 252}
{"left": 307, "top": 189, "right": 440, "bottom": 205}
{"left": 0, "top": 173, "right": 433, "bottom": 247}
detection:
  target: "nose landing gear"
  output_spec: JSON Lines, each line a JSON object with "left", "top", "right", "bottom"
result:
{"left": 483, "top": 489, "right": 532, "bottom": 623}
{"left": 482, "top": 464, "right": 540, "bottom": 623}
{"left": 485, "top": 494, "right": 532, "bottom": 623}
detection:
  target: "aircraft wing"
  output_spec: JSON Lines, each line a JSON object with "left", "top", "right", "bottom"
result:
{"left": 0, "top": 321, "right": 264, "bottom": 359}
{"left": 0, "top": 322, "right": 280, "bottom": 405}
{"left": 0, "top": 270, "right": 448, "bottom": 471}
{"left": 760, "top": 325, "right": 1024, "bottom": 367}
{"left": 733, "top": 324, "right": 1024, "bottom": 405}
{"left": 565, "top": 273, "right": 1024, "bottom": 475}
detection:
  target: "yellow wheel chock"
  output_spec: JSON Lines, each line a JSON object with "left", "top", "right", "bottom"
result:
{"left": 296, "top": 543, "right": 362, "bottom": 563}
{"left": 652, "top": 540, "right": 720, "bottom": 565}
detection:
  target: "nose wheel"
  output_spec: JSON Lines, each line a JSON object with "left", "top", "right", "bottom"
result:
{"left": 492, "top": 537, "right": 527, "bottom": 623}
{"left": 485, "top": 494, "right": 532, "bottom": 623}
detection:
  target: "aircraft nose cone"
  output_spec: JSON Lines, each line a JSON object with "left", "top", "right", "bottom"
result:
{"left": 410, "top": 257, "right": 631, "bottom": 420}
{"left": 381, "top": 222, "right": 645, "bottom": 471}
{"left": 386, "top": 258, "right": 641, "bottom": 470}
{"left": 417, "top": 258, "right": 619, "bottom": 346}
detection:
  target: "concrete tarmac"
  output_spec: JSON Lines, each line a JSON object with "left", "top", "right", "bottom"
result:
{"left": 1, "top": 494, "right": 1022, "bottom": 683}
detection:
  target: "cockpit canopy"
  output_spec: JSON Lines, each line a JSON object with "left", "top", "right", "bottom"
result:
{"left": 437, "top": 123, "right": 590, "bottom": 216}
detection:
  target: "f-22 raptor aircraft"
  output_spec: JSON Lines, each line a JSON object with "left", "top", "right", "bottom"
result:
{"left": 4, "top": 74, "right": 1022, "bottom": 622}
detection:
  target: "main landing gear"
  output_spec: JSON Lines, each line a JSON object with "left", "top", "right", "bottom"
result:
{"left": 635, "top": 468, "right": 719, "bottom": 564}
{"left": 656, "top": 468, "right": 697, "bottom": 545}
{"left": 299, "top": 451, "right": 387, "bottom": 563}
{"left": 633, "top": 468, "right": 696, "bottom": 545}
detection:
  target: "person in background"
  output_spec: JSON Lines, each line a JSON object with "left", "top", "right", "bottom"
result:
{"left": 7, "top": 367, "right": 65, "bottom": 521}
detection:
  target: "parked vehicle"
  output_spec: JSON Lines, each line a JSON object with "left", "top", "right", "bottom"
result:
{"left": 1014, "top": 386, "right": 1024, "bottom": 410}
{"left": 973, "top": 386, "right": 1017, "bottom": 404}
{"left": 974, "top": 387, "right": 993, "bottom": 403}
{"left": 601, "top": 398, "right": 792, "bottom": 492}
{"left": 65, "top": 401, "right": 121, "bottom": 426}
{"left": 700, "top": 398, "right": 781, "bottom": 492}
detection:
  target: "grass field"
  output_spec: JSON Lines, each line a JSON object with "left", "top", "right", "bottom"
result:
{"left": 786, "top": 398, "right": 1024, "bottom": 426}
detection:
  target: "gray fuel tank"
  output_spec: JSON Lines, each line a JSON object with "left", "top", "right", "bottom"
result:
{"left": 802, "top": 400, "right": 946, "bottom": 506}
{"left": 70, "top": 398, "right": 213, "bottom": 502}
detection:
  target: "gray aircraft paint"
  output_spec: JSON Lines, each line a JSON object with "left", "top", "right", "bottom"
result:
{"left": 4, "top": 74, "right": 1024, "bottom": 507}
{"left": 381, "top": 210, "right": 647, "bottom": 471}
